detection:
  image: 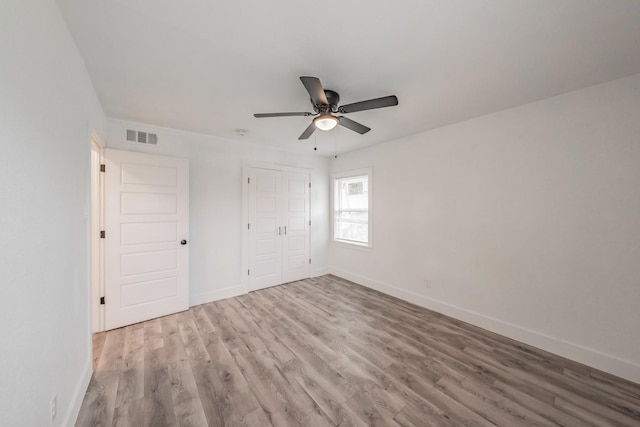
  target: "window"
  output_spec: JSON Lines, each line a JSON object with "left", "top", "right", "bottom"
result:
{"left": 333, "top": 169, "right": 371, "bottom": 247}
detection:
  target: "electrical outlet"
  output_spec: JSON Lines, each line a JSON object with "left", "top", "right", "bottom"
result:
{"left": 51, "top": 394, "right": 57, "bottom": 423}
{"left": 424, "top": 279, "right": 431, "bottom": 288}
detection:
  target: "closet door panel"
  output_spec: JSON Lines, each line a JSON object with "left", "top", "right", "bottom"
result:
{"left": 248, "top": 169, "right": 283, "bottom": 290}
{"left": 282, "top": 172, "right": 310, "bottom": 283}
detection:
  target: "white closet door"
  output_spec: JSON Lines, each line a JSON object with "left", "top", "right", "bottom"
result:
{"left": 248, "top": 167, "right": 310, "bottom": 291}
{"left": 104, "top": 149, "right": 189, "bottom": 330}
{"left": 248, "top": 169, "right": 283, "bottom": 290}
{"left": 282, "top": 172, "right": 310, "bottom": 283}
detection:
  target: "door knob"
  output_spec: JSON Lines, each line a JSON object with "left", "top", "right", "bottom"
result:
{"left": 180, "top": 239, "right": 187, "bottom": 245}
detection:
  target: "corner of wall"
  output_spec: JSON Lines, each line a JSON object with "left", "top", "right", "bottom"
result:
{"left": 190, "top": 285, "right": 247, "bottom": 307}
{"left": 312, "top": 268, "right": 331, "bottom": 277}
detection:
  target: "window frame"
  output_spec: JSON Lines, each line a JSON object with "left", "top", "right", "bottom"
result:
{"left": 331, "top": 168, "right": 372, "bottom": 249}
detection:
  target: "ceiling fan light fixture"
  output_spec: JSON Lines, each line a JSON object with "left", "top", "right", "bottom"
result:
{"left": 313, "top": 114, "right": 338, "bottom": 131}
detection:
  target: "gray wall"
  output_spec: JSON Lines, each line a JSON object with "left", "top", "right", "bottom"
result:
{"left": 0, "top": 1, "right": 106, "bottom": 425}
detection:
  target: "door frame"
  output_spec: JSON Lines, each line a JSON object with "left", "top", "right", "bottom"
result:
{"left": 90, "top": 132, "right": 105, "bottom": 333}
{"left": 242, "top": 162, "right": 312, "bottom": 293}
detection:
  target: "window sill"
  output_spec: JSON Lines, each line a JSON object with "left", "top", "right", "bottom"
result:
{"left": 332, "top": 240, "right": 373, "bottom": 252}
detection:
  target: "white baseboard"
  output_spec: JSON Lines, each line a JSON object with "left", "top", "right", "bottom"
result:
{"left": 190, "top": 285, "right": 247, "bottom": 307}
{"left": 330, "top": 268, "right": 640, "bottom": 384}
{"left": 63, "top": 359, "right": 92, "bottom": 427}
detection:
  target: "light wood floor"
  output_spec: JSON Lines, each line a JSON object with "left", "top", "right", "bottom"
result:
{"left": 76, "top": 275, "right": 640, "bottom": 426}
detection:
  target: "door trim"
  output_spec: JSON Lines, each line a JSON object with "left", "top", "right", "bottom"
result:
{"left": 90, "top": 132, "right": 105, "bottom": 333}
{"left": 242, "top": 162, "right": 312, "bottom": 293}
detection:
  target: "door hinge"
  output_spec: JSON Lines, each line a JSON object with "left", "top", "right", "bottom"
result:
{"left": 248, "top": 177, "right": 250, "bottom": 184}
{"left": 309, "top": 182, "right": 311, "bottom": 188}
{"left": 248, "top": 269, "right": 250, "bottom": 276}
{"left": 100, "top": 164, "right": 106, "bottom": 173}
{"left": 309, "top": 258, "right": 311, "bottom": 264}
{"left": 309, "top": 220, "right": 311, "bottom": 226}
{"left": 248, "top": 223, "right": 250, "bottom": 230}
{"left": 100, "top": 230, "right": 105, "bottom": 238}
{"left": 100, "top": 296, "right": 105, "bottom": 305}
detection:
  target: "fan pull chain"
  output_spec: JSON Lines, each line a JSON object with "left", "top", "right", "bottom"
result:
{"left": 334, "top": 125, "right": 338, "bottom": 158}
{"left": 314, "top": 132, "right": 317, "bottom": 151}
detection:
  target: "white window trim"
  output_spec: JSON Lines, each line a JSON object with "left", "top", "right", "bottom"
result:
{"left": 331, "top": 168, "right": 372, "bottom": 249}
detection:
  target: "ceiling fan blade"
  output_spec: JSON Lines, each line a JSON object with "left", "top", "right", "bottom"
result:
{"left": 300, "top": 76, "right": 329, "bottom": 106}
{"left": 298, "top": 122, "right": 316, "bottom": 140}
{"left": 338, "top": 95, "right": 398, "bottom": 114}
{"left": 338, "top": 116, "right": 371, "bottom": 134}
{"left": 254, "top": 112, "right": 313, "bottom": 118}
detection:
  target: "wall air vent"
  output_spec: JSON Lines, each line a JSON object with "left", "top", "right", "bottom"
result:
{"left": 126, "top": 129, "right": 158, "bottom": 145}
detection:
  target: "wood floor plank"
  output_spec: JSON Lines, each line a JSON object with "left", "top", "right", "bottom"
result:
{"left": 458, "top": 377, "right": 559, "bottom": 426}
{"left": 590, "top": 369, "right": 640, "bottom": 399}
{"left": 161, "top": 314, "right": 188, "bottom": 363}
{"left": 490, "top": 348, "right": 640, "bottom": 422}
{"left": 230, "top": 345, "right": 332, "bottom": 427}
{"left": 143, "top": 347, "right": 177, "bottom": 427}
{"left": 176, "top": 311, "right": 211, "bottom": 364}
{"left": 554, "top": 396, "right": 621, "bottom": 427}
{"left": 115, "top": 326, "right": 145, "bottom": 409}
{"left": 143, "top": 318, "right": 164, "bottom": 352}
{"left": 77, "top": 276, "right": 640, "bottom": 427}
{"left": 214, "top": 299, "right": 268, "bottom": 353}
{"left": 92, "top": 331, "right": 107, "bottom": 371}
{"left": 231, "top": 297, "right": 297, "bottom": 364}
{"left": 466, "top": 345, "right": 640, "bottom": 426}
{"left": 95, "top": 327, "right": 126, "bottom": 375}
{"left": 188, "top": 361, "right": 237, "bottom": 427}
{"left": 282, "top": 357, "right": 367, "bottom": 427}
{"left": 491, "top": 380, "right": 586, "bottom": 427}
{"left": 166, "top": 360, "right": 209, "bottom": 427}
{"left": 393, "top": 402, "right": 455, "bottom": 427}
{"left": 269, "top": 284, "right": 397, "bottom": 371}
{"left": 242, "top": 407, "right": 276, "bottom": 427}
{"left": 345, "top": 389, "right": 403, "bottom": 427}
{"left": 191, "top": 305, "right": 216, "bottom": 335}
{"left": 562, "top": 367, "right": 640, "bottom": 410}
{"left": 384, "top": 363, "right": 497, "bottom": 427}
{"left": 197, "top": 329, "right": 261, "bottom": 419}
{"left": 74, "top": 372, "right": 119, "bottom": 427}
{"left": 112, "top": 397, "right": 144, "bottom": 427}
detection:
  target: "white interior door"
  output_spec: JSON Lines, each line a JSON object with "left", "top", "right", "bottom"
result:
{"left": 282, "top": 172, "right": 310, "bottom": 283}
{"left": 104, "top": 149, "right": 189, "bottom": 330}
{"left": 248, "top": 169, "right": 283, "bottom": 290}
{"left": 248, "top": 167, "right": 309, "bottom": 291}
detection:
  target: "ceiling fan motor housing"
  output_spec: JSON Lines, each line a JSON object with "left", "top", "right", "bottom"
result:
{"left": 311, "top": 89, "right": 340, "bottom": 113}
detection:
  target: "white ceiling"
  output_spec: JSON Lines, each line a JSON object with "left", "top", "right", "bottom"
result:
{"left": 56, "top": 0, "right": 640, "bottom": 156}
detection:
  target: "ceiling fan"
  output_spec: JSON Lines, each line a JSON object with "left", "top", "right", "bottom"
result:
{"left": 254, "top": 76, "right": 398, "bottom": 140}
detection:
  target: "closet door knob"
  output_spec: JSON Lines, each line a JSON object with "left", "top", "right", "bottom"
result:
{"left": 180, "top": 240, "right": 187, "bottom": 245}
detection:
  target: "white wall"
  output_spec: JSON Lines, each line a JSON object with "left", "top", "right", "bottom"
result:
{"left": 106, "top": 119, "right": 330, "bottom": 306}
{"left": 330, "top": 73, "right": 640, "bottom": 383}
{"left": 0, "top": 1, "right": 106, "bottom": 425}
